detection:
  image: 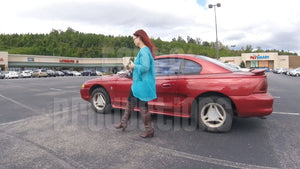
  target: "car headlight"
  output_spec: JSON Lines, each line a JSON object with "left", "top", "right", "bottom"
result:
{"left": 82, "top": 84, "right": 85, "bottom": 88}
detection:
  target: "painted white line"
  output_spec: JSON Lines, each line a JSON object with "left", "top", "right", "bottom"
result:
{"left": 49, "top": 88, "right": 63, "bottom": 91}
{"left": 273, "top": 112, "right": 299, "bottom": 116}
{"left": 0, "top": 106, "right": 80, "bottom": 127}
{"left": 135, "top": 141, "right": 278, "bottom": 169}
{"left": 0, "top": 94, "right": 38, "bottom": 113}
{"left": 273, "top": 96, "right": 280, "bottom": 99}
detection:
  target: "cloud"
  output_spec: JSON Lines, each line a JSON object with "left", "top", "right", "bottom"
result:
{"left": 20, "top": 1, "right": 198, "bottom": 29}
{"left": 1, "top": 0, "right": 299, "bottom": 54}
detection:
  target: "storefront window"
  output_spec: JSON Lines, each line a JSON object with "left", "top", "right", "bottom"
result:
{"left": 8, "top": 67, "right": 21, "bottom": 71}
{"left": 259, "top": 61, "right": 268, "bottom": 68}
{"left": 250, "top": 61, "right": 258, "bottom": 68}
{"left": 250, "top": 61, "right": 269, "bottom": 69}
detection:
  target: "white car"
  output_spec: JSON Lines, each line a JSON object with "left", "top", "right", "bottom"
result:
{"left": 225, "top": 63, "right": 250, "bottom": 72}
{"left": 71, "top": 71, "right": 81, "bottom": 76}
{"left": 117, "top": 70, "right": 127, "bottom": 75}
{"left": 19, "top": 70, "right": 32, "bottom": 78}
{"left": 289, "top": 68, "right": 300, "bottom": 76}
{"left": 4, "top": 71, "right": 19, "bottom": 79}
{"left": 95, "top": 71, "right": 103, "bottom": 76}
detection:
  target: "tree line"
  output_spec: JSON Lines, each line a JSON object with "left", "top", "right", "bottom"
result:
{"left": 0, "top": 27, "right": 297, "bottom": 58}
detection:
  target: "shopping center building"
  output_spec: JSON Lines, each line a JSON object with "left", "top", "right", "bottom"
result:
{"left": 0, "top": 51, "right": 129, "bottom": 73}
{"left": 1, "top": 51, "right": 299, "bottom": 72}
{"left": 220, "top": 52, "right": 300, "bottom": 71}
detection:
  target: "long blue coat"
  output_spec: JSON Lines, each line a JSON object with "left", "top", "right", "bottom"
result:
{"left": 131, "top": 47, "right": 157, "bottom": 101}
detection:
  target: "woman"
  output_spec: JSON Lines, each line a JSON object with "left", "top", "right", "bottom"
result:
{"left": 114, "top": 29, "right": 157, "bottom": 138}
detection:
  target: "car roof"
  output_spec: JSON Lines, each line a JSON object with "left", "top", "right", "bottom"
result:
{"left": 155, "top": 54, "right": 234, "bottom": 74}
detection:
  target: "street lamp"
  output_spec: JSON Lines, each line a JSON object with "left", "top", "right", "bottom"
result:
{"left": 208, "top": 3, "right": 221, "bottom": 60}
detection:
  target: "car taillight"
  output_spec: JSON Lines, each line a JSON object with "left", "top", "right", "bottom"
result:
{"left": 253, "top": 78, "right": 268, "bottom": 93}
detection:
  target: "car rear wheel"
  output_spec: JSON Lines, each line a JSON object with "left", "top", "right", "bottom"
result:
{"left": 197, "top": 96, "right": 233, "bottom": 132}
{"left": 90, "top": 88, "right": 112, "bottom": 114}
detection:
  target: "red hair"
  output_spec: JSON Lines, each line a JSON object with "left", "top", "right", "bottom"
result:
{"left": 133, "top": 29, "right": 157, "bottom": 57}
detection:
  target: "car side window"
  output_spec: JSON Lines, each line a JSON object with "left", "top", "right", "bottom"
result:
{"left": 181, "top": 60, "right": 202, "bottom": 75}
{"left": 155, "top": 58, "right": 182, "bottom": 76}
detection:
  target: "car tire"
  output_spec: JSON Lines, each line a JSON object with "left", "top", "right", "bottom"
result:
{"left": 90, "top": 88, "right": 112, "bottom": 114}
{"left": 197, "top": 96, "right": 233, "bottom": 133}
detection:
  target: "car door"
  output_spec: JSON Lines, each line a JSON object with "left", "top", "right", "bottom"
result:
{"left": 176, "top": 59, "right": 203, "bottom": 116}
{"left": 113, "top": 72, "right": 133, "bottom": 108}
{"left": 149, "top": 58, "right": 183, "bottom": 115}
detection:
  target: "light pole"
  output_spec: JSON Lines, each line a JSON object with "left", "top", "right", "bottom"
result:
{"left": 208, "top": 3, "right": 221, "bottom": 60}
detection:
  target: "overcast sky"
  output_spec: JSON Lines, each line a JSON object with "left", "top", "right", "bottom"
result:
{"left": 1, "top": 0, "right": 299, "bottom": 54}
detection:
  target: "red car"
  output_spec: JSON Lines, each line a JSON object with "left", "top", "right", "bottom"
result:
{"left": 80, "top": 54, "right": 273, "bottom": 132}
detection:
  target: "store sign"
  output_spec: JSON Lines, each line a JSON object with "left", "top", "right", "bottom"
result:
{"left": 28, "top": 58, "right": 34, "bottom": 62}
{"left": 60, "top": 59, "right": 75, "bottom": 63}
{"left": 0, "top": 58, "right": 3, "bottom": 61}
{"left": 250, "top": 55, "right": 270, "bottom": 60}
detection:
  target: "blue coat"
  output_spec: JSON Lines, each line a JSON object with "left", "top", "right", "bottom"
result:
{"left": 131, "top": 47, "right": 157, "bottom": 101}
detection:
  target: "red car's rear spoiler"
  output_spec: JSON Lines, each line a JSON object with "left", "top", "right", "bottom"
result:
{"left": 250, "top": 69, "right": 266, "bottom": 75}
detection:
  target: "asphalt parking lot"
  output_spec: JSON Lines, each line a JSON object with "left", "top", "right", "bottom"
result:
{"left": 0, "top": 73, "right": 299, "bottom": 169}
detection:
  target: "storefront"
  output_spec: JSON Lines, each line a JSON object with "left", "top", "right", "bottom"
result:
{"left": 0, "top": 52, "right": 130, "bottom": 73}
{"left": 220, "top": 52, "right": 299, "bottom": 70}
{"left": 243, "top": 53, "right": 276, "bottom": 70}
{"left": 0, "top": 52, "right": 8, "bottom": 71}
{"left": 2, "top": 51, "right": 299, "bottom": 72}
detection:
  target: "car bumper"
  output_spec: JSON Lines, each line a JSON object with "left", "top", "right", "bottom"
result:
{"left": 80, "top": 88, "right": 91, "bottom": 101}
{"left": 231, "top": 93, "right": 274, "bottom": 117}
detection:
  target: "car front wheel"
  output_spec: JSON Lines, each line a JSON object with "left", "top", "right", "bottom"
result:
{"left": 90, "top": 88, "right": 112, "bottom": 114}
{"left": 197, "top": 96, "right": 233, "bottom": 132}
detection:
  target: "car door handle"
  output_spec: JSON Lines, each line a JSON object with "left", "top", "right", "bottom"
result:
{"left": 161, "top": 83, "right": 174, "bottom": 87}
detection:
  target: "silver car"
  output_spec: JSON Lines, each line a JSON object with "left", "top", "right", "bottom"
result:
{"left": 289, "top": 68, "right": 300, "bottom": 76}
{"left": 0, "top": 71, "right": 5, "bottom": 79}
{"left": 32, "top": 69, "right": 48, "bottom": 78}
{"left": 4, "top": 71, "right": 19, "bottom": 79}
{"left": 19, "top": 70, "right": 32, "bottom": 78}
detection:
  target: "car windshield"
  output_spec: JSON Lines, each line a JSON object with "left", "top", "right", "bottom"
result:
{"left": 195, "top": 55, "right": 240, "bottom": 72}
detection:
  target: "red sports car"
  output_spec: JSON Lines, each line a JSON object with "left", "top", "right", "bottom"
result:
{"left": 80, "top": 54, "right": 273, "bottom": 132}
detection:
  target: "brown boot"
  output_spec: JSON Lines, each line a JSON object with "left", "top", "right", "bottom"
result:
{"left": 114, "top": 102, "right": 135, "bottom": 131}
{"left": 139, "top": 107, "right": 154, "bottom": 138}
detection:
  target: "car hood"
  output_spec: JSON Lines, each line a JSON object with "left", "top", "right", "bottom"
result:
{"left": 84, "top": 74, "right": 119, "bottom": 84}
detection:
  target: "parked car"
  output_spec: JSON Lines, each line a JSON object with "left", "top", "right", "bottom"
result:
{"left": 19, "top": 70, "right": 32, "bottom": 78}
{"left": 95, "top": 71, "right": 103, "bottom": 76}
{"left": 46, "top": 69, "right": 56, "bottom": 77}
{"left": 71, "top": 71, "right": 81, "bottom": 76}
{"left": 225, "top": 63, "right": 250, "bottom": 72}
{"left": 274, "top": 68, "right": 288, "bottom": 74}
{"left": 0, "top": 71, "right": 5, "bottom": 79}
{"left": 117, "top": 70, "right": 127, "bottom": 75}
{"left": 55, "top": 71, "right": 65, "bottom": 76}
{"left": 4, "top": 71, "right": 19, "bottom": 79}
{"left": 80, "top": 54, "right": 274, "bottom": 133}
{"left": 61, "top": 70, "right": 73, "bottom": 76}
{"left": 31, "top": 69, "right": 48, "bottom": 78}
{"left": 289, "top": 67, "right": 300, "bottom": 76}
{"left": 81, "top": 70, "right": 97, "bottom": 76}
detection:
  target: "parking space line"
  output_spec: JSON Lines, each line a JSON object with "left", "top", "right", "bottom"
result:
{"left": 0, "top": 106, "right": 80, "bottom": 127}
{"left": 134, "top": 141, "right": 277, "bottom": 169}
{"left": 49, "top": 88, "right": 63, "bottom": 91}
{"left": 0, "top": 94, "right": 38, "bottom": 114}
{"left": 272, "top": 112, "right": 299, "bottom": 116}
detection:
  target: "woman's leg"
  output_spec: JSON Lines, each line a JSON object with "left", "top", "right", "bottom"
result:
{"left": 114, "top": 91, "right": 137, "bottom": 131}
{"left": 139, "top": 101, "right": 154, "bottom": 138}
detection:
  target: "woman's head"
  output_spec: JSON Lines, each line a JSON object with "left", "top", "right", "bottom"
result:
{"left": 133, "top": 29, "right": 157, "bottom": 57}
